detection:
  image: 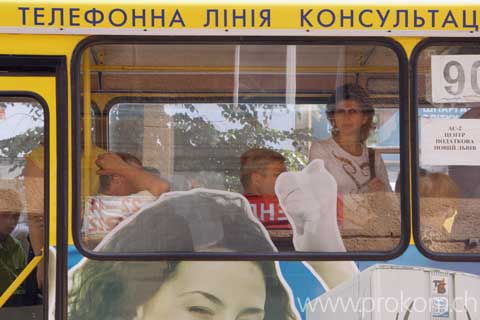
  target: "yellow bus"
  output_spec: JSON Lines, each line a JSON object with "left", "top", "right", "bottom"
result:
{"left": 0, "top": 1, "right": 479, "bottom": 319}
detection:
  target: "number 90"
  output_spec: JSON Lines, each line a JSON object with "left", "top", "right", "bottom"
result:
{"left": 443, "top": 60, "right": 480, "bottom": 96}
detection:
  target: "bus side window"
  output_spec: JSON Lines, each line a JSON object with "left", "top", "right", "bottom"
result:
{"left": 414, "top": 42, "right": 480, "bottom": 257}
{"left": 0, "top": 96, "right": 45, "bottom": 313}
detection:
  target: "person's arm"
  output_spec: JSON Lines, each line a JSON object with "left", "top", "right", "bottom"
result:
{"left": 366, "top": 152, "right": 392, "bottom": 192}
{"left": 23, "top": 158, "right": 45, "bottom": 288}
{"left": 96, "top": 153, "right": 170, "bottom": 197}
{"left": 375, "top": 152, "right": 392, "bottom": 192}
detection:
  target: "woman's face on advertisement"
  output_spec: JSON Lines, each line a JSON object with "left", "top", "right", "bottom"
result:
{"left": 135, "top": 261, "right": 267, "bottom": 320}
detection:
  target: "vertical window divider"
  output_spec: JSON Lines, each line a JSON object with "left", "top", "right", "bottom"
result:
{"left": 233, "top": 45, "right": 241, "bottom": 107}
{"left": 286, "top": 45, "right": 296, "bottom": 106}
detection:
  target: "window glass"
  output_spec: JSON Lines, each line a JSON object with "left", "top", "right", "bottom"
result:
{"left": 415, "top": 43, "right": 480, "bottom": 255}
{"left": 78, "top": 42, "right": 404, "bottom": 256}
{"left": 81, "top": 103, "right": 101, "bottom": 147}
{"left": 0, "top": 96, "right": 44, "bottom": 316}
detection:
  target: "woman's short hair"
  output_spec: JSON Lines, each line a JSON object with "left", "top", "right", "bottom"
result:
{"left": 326, "top": 83, "right": 375, "bottom": 141}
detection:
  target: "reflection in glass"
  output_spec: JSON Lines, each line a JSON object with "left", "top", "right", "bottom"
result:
{"left": 80, "top": 43, "right": 403, "bottom": 254}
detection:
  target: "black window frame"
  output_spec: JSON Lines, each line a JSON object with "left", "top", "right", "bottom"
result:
{"left": 0, "top": 67, "right": 56, "bottom": 320}
{"left": 71, "top": 36, "right": 410, "bottom": 261}
{"left": 411, "top": 38, "right": 480, "bottom": 262}
{"left": 0, "top": 92, "right": 48, "bottom": 315}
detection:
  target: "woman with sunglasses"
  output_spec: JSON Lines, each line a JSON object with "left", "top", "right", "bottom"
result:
{"left": 308, "top": 83, "right": 391, "bottom": 194}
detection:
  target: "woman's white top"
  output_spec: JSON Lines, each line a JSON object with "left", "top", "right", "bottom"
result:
{"left": 309, "top": 137, "right": 391, "bottom": 194}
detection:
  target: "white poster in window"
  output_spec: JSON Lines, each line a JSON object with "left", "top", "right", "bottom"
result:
{"left": 420, "top": 118, "right": 480, "bottom": 166}
{"left": 431, "top": 55, "right": 480, "bottom": 103}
